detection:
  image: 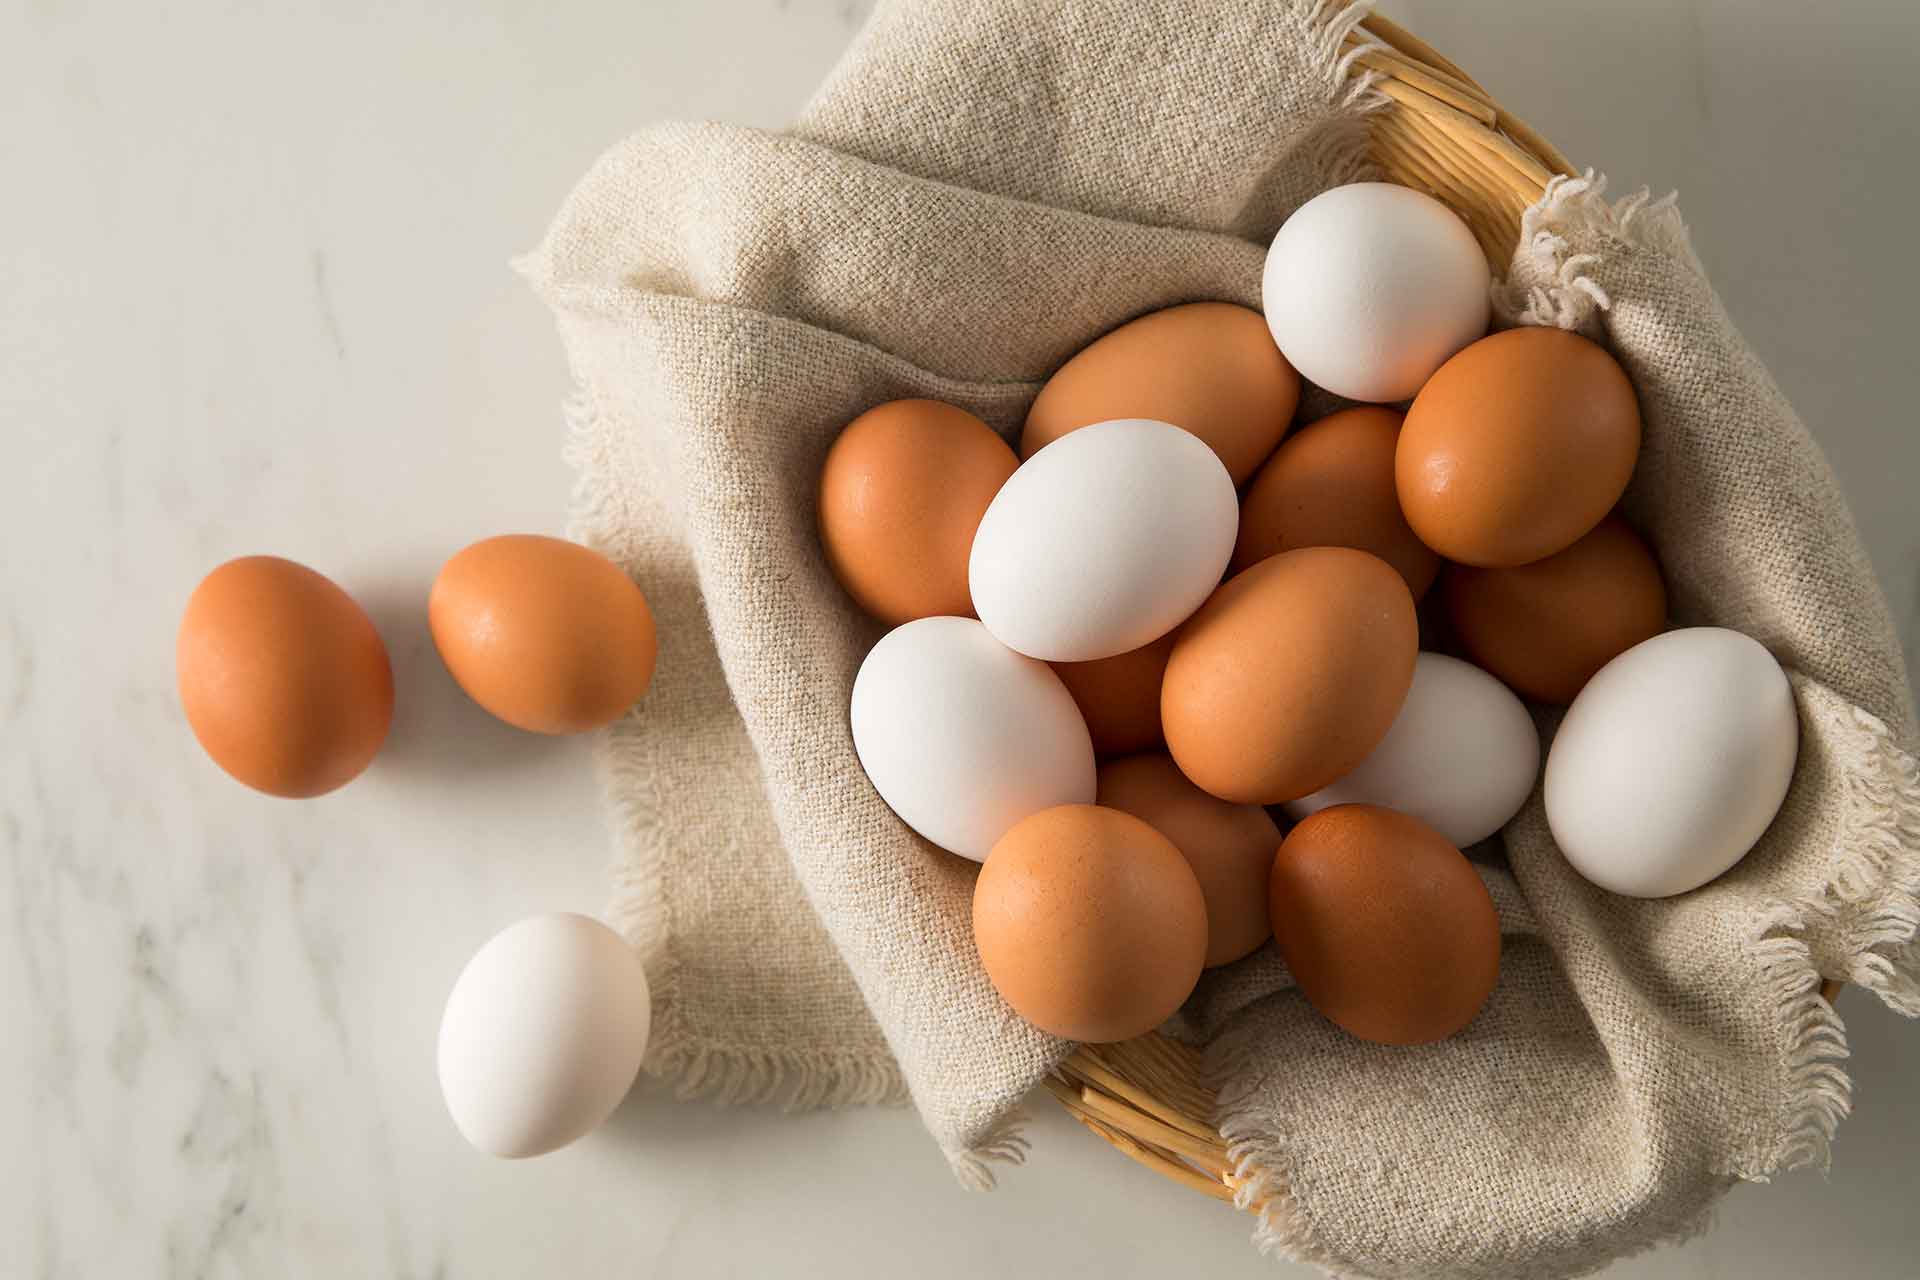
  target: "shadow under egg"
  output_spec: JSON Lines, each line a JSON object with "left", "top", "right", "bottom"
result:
{"left": 349, "top": 574, "right": 573, "bottom": 783}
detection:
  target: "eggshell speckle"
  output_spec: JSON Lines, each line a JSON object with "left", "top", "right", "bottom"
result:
{"left": 430, "top": 535, "right": 656, "bottom": 735}
{"left": 1023, "top": 303, "right": 1299, "bottom": 485}
{"left": 1162, "top": 547, "right": 1418, "bottom": 805}
{"left": 437, "top": 913, "right": 650, "bottom": 1158}
{"left": 851, "top": 617, "right": 1094, "bottom": 861}
{"left": 1398, "top": 327, "right": 1641, "bottom": 568}
{"left": 970, "top": 418, "right": 1237, "bottom": 661}
{"left": 1099, "top": 753, "right": 1280, "bottom": 967}
{"left": 1443, "top": 515, "right": 1667, "bottom": 705}
{"left": 818, "top": 399, "right": 1019, "bottom": 625}
{"left": 1286, "top": 653, "right": 1539, "bottom": 848}
{"left": 1261, "top": 183, "right": 1490, "bottom": 403}
{"left": 1233, "top": 406, "right": 1440, "bottom": 599}
{"left": 176, "top": 556, "right": 393, "bottom": 798}
{"left": 974, "top": 804, "right": 1207, "bottom": 1042}
{"left": 1545, "top": 627, "right": 1799, "bottom": 898}
{"left": 1269, "top": 805, "right": 1500, "bottom": 1045}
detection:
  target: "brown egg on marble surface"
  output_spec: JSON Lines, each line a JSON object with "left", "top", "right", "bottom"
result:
{"left": 1050, "top": 632, "right": 1175, "bottom": 757}
{"left": 177, "top": 556, "right": 393, "bottom": 797}
{"left": 1161, "top": 547, "right": 1418, "bottom": 805}
{"left": 973, "top": 804, "right": 1207, "bottom": 1043}
{"left": 818, "top": 398, "right": 1018, "bottom": 626}
{"left": 1443, "top": 514, "right": 1667, "bottom": 704}
{"left": 1232, "top": 406, "right": 1440, "bottom": 599}
{"left": 1022, "top": 303, "right": 1299, "bottom": 486}
{"left": 430, "top": 534, "right": 656, "bottom": 735}
{"left": 1097, "top": 753, "right": 1281, "bottom": 967}
{"left": 1397, "top": 327, "right": 1640, "bottom": 568}
{"left": 1268, "top": 804, "right": 1499, "bottom": 1045}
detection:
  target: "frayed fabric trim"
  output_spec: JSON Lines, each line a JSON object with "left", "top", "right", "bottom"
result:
{"left": 564, "top": 375, "right": 912, "bottom": 1114}
{"left": 1208, "top": 1023, "right": 1349, "bottom": 1275}
{"left": 658, "top": 1038, "right": 909, "bottom": 1109}
{"left": 1747, "top": 680, "right": 1920, "bottom": 1177}
{"left": 1747, "top": 907, "right": 1853, "bottom": 1177}
{"left": 1496, "top": 170, "right": 1694, "bottom": 333}
{"left": 945, "top": 1110, "right": 1034, "bottom": 1191}
{"left": 1819, "top": 703, "right": 1920, "bottom": 1014}
{"left": 1301, "top": 0, "right": 1391, "bottom": 192}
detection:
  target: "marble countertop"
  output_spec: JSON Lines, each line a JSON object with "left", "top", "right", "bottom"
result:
{"left": 5, "top": 1, "right": 1916, "bottom": 1275}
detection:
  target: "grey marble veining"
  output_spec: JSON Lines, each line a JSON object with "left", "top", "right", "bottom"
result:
{"left": 2, "top": 1, "right": 1915, "bottom": 1277}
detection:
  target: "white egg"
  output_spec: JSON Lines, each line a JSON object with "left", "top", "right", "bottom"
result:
{"left": 438, "top": 913, "right": 651, "bottom": 1158}
{"left": 1545, "top": 627, "right": 1799, "bottom": 898}
{"left": 1261, "top": 183, "right": 1490, "bottom": 402}
{"left": 851, "top": 616, "right": 1094, "bottom": 860}
{"left": 968, "top": 418, "right": 1237, "bottom": 661}
{"left": 1285, "top": 652, "right": 1538, "bottom": 848}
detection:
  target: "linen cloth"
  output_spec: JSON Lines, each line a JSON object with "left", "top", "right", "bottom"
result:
{"left": 520, "top": 2, "right": 1919, "bottom": 1273}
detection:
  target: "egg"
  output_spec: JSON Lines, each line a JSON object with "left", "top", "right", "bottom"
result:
{"left": 1162, "top": 547, "right": 1418, "bottom": 804}
{"left": 1232, "top": 406, "right": 1440, "bottom": 599}
{"left": 1269, "top": 805, "right": 1500, "bottom": 1045}
{"left": 1050, "top": 632, "right": 1175, "bottom": 758}
{"left": 818, "top": 398, "right": 1020, "bottom": 625}
{"left": 1398, "top": 327, "right": 1641, "bottom": 568}
{"left": 1286, "top": 653, "right": 1538, "bottom": 848}
{"left": 970, "top": 419, "right": 1237, "bottom": 661}
{"left": 1545, "top": 627, "right": 1799, "bottom": 898}
{"left": 429, "top": 534, "right": 657, "bottom": 735}
{"left": 851, "top": 616, "right": 1094, "bottom": 861}
{"left": 176, "top": 556, "right": 393, "bottom": 797}
{"left": 1261, "top": 183, "right": 1490, "bottom": 403}
{"left": 1022, "top": 303, "right": 1299, "bottom": 485}
{"left": 973, "top": 804, "right": 1207, "bottom": 1042}
{"left": 437, "top": 913, "right": 650, "bottom": 1158}
{"left": 1443, "top": 515, "right": 1667, "bottom": 705}
{"left": 1098, "top": 753, "right": 1281, "bottom": 967}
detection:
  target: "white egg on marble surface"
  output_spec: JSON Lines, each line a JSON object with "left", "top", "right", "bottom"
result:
{"left": 1285, "top": 652, "right": 1539, "bottom": 848}
{"left": 850, "top": 615, "right": 1095, "bottom": 860}
{"left": 1261, "top": 182, "right": 1490, "bottom": 403}
{"left": 1545, "top": 626, "right": 1800, "bottom": 898}
{"left": 438, "top": 913, "right": 651, "bottom": 1158}
{"left": 968, "top": 418, "right": 1237, "bottom": 662}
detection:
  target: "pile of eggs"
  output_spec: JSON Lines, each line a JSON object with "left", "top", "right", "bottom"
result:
{"left": 827, "top": 182, "right": 1800, "bottom": 1048}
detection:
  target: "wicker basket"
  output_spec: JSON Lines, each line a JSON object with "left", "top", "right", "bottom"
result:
{"left": 1046, "top": 9, "right": 1845, "bottom": 1208}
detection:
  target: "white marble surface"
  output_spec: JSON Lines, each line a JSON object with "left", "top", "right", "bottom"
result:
{"left": 4, "top": 1, "right": 1917, "bottom": 1275}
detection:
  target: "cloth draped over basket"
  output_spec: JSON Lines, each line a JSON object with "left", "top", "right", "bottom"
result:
{"left": 519, "top": 1, "right": 1920, "bottom": 1275}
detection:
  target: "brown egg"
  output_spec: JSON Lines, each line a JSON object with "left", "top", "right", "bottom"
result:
{"left": 817, "top": 398, "right": 1018, "bottom": 625}
{"left": 1162, "top": 548, "right": 1417, "bottom": 805}
{"left": 1268, "top": 805, "right": 1499, "bottom": 1045}
{"left": 1022, "top": 303, "right": 1299, "bottom": 486}
{"left": 1233, "top": 406, "right": 1441, "bottom": 599}
{"left": 176, "top": 556, "right": 393, "bottom": 797}
{"left": 1097, "top": 754, "right": 1280, "bottom": 967}
{"left": 1397, "top": 327, "right": 1641, "bottom": 568}
{"left": 1443, "top": 514, "right": 1667, "bottom": 704}
{"left": 973, "top": 804, "right": 1207, "bottom": 1043}
{"left": 1050, "top": 632, "right": 1174, "bottom": 757}
{"left": 430, "top": 534, "right": 656, "bottom": 735}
